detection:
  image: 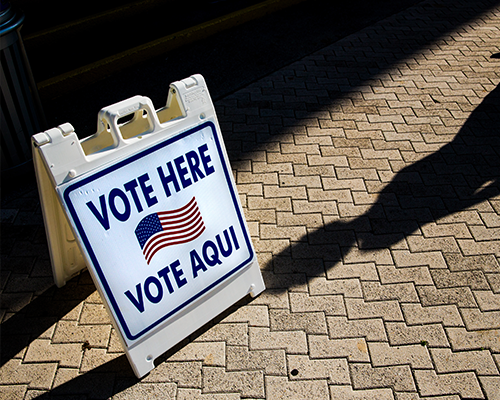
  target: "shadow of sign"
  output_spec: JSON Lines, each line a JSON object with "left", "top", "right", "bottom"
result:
{"left": 0, "top": 273, "right": 96, "bottom": 366}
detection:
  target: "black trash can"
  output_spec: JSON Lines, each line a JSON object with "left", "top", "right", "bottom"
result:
{"left": 1, "top": 1, "right": 45, "bottom": 171}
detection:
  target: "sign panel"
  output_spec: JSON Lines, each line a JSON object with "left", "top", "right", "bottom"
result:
{"left": 58, "top": 120, "right": 253, "bottom": 344}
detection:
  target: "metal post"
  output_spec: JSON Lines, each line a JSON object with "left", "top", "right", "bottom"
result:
{"left": 1, "top": 1, "right": 45, "bottom": 171}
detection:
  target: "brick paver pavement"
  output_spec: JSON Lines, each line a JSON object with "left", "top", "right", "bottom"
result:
{"left": 2, "top": 0, "right": 500, "bottom": 398}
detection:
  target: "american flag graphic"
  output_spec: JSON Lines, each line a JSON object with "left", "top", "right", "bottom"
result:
{"left": 135, "top": 197, "right": 205, "bottom": 264}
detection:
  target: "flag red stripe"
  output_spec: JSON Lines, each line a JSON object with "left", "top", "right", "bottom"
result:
{"left": 158, "top": 204, "right": 199, "bottom": 227}
{"left": 159, "top": 211, "right": 202, "bottom": 234}
{"left": 141, "top": 196, "right": 207, "bottom": 264}
{"left": 146, "top": 223, "right": 205, "bottom": 264}
{"left": 158, "top": 204, "right": 196, "bottom": 221}
{"left": 158, "top": 204, "right": 197, "bottom": 223}
{"left": 143, "top": 214, "right": 203, "bottom": 258}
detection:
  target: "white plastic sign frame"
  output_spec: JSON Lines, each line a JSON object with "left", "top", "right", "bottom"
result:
{"left": 32, "top": 75, "right": 265, "bottom": 378}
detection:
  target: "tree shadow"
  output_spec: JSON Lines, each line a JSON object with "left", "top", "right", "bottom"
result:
{"left": 357, "top": 84, "right": 500, "bottom": 250}
{"left": 267, "top": 83, "right": 500, "bottom": 289}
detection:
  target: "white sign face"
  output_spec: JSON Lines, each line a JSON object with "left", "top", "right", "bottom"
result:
{"left": 59, "top": 121, "right": 254, "bottom": 345}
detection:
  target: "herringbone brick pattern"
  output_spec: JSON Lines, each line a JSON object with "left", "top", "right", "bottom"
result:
{"left": 2, "top": 0, "right": 500, "bottom": 398}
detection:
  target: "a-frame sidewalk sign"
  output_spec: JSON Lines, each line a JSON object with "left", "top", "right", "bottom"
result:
{"left": 32, "top": 75, "right": 265, "bottom": 378}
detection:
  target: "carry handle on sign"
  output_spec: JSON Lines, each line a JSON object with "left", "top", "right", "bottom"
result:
{"left": 80, "top": 96, "right": 162, "bottom": 156}
{"left": 32, "top": 74, "right": 265, "bottom": 378}
{"left": 99, "top": 97, "right": 160, "bottom": 145}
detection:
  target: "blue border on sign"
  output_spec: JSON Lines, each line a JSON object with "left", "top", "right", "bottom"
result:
{"left": 62, "top": 121, "right": 254, "bottom": 341}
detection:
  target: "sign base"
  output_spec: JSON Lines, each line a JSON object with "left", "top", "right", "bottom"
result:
{"left": 128, "top": 260, "right": 263, "bottom": 377}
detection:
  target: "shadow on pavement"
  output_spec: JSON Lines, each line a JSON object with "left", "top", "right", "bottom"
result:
{"left": 266, "top": 83, "right": 500, "bottom": 290}
{"left": 36, "top": 355, "right": 137, "bottom": 400}
{"left": 0, "top": 272, "right": 96, "bottom": 366}
{"left": 357, "top": 84, "right": 500, "bottom": 250}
